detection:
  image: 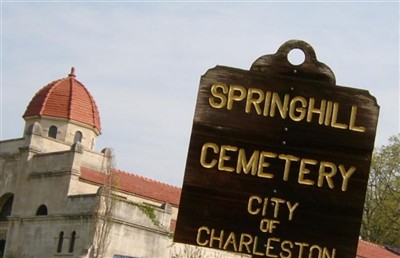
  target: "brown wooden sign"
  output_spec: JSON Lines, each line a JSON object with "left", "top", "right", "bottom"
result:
{"left": 174, "top": 40, "right": 379, "bottom": 258}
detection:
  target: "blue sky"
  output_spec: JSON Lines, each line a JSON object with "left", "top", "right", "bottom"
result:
{"left": 1, "top": 1, "right": 399, "bottom": 186}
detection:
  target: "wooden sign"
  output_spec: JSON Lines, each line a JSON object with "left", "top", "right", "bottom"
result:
{"left": 174, "top": 40, "right": 379, "bottom": 258}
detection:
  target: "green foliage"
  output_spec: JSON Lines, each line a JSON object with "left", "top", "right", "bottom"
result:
{"left": 137, "top": 203, "right": 160, "bottom": 226}
{"left": 361, "top": 134, "right": 400, "bottom": 246}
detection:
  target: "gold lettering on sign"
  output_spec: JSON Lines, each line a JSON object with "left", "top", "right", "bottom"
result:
{"left": 200, "top": 142, "right": 218, "bottom": 168}
{"left": 199, "top": 142, "right": 356, "bottom": 191}
{"left": 196, "top": 226, "right": 337, "bottom": 257}
{"left": 218, "top": 145, "right": 238, "bottom": 172}
{"left": 208, "top": 83, "right": 366, "bottom": 132}
{"left": 227, "top": 85, "right": 246, "bottom": 110}
{"left": 247, "top": 195, "right": 299, "bottom": 221}
{"left": 245, "top": 87, "right": 264, "bottom": 114}
{"left": 349, "top": 105, "right": 366, "bottom": 132}
{"left": 298, "top": 159, "right": 317, "bottom": 186}
{"left": 258, "top": 152, "right": 276, "bottom": 179}
{"left": 237, "top": 148, "right": 259, "bottom": 176}
{"left": 331, "top": 102, "right": 348, "bottom": 129}
{"left": 317, "top": 161, "right": 337, "bottom": 189}
{"left": 289, "top": 96, "right": 307, "bottom": 121}
{"left": 209, "top": 83, "right": 228, "bottom": 108}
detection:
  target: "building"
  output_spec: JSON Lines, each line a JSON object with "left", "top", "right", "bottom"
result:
{"left": 0, "top": 68, "right": 184, "bottom": 258}
{"left": 1, "top": 69, "right": 398, "bottom": 258}
{"left": 357, "top": 240, "right": 400, "bottom": 258}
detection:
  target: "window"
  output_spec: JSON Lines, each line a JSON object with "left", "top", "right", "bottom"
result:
{"left": 0, "top": 195, "right": 14, "bottom": 221}
{"left": 69, "top": 231, "right": 76, "bottom": 253}
{"left": 74, "top": 131, "right": 83, "bottom": 143}
{"left": 48, "top": 126, "right": 58, "bottom": 139}
{"left": 57, "top": 231, "right": 64, "bottom": 253}
{"left": 0, "top": 239, "right": 5, "bottom": 257}
{"left": 36, "top": 204, "right": 48, "bottom": 216}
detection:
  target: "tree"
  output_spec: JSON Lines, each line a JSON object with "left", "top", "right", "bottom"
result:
{"left": 361, "top": 134, "right": 400, "bottom": 246}
{"left": 170, "top": 244, "right": 209, "bottom": 258}
{"left": 169, "top": 244, "right": 251, "bottom": 258}
{"left": 93, "top": 148, "right": 119, "bottom": 258}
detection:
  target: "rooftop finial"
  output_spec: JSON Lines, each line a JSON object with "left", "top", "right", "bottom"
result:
{"left": 69, "top": 67, "right": 76, "bottom": 77}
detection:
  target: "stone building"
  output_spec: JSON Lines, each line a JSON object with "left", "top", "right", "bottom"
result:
{"left": 0, "top": 68, "right": 184, "bottom": 258}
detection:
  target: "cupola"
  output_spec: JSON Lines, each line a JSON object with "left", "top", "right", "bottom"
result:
{"left": 23, "top": 68, "right": 101, "bottom": 149}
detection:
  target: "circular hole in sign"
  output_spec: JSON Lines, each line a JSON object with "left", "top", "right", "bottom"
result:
{"left": 288, "top": 48, "right": 305, "bottom": 66}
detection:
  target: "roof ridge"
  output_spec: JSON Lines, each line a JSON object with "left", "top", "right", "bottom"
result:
{"left": 113, "top": 168, "right": 181, "bottom": 189}
{"left": 81, "top": 166, "right": 181, "bottom": 206}
{"left": 67, "top": 76, "right": 74, "bottom": 119}
{"left": 359, "top": 239, "right": 384, "bottom": 247}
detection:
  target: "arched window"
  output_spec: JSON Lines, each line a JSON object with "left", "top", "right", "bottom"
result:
{"left": 73, "top": 131, "right": 83, "bottom": 143}
{"left": 0, "top": 239, "right": 5, "bottom": 257}
{"left": 0, "top": 195, "right": 14, "bottom": 221}
{"left": 69, "top": 231, "right": 76, "bottom": 253}
{"left": 36, "top": 204, "right": 48, "bottom": 216}
{"left": 48, "top": 125, "right": 58, "bottom": 139}
{"left": 57, "top": 231, "right": 64, "bottom": 253}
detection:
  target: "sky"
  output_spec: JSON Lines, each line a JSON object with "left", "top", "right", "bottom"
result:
{"left": 1, "top": 1, "right": 399, "bottom": 187}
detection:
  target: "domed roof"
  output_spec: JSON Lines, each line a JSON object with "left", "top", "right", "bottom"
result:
{"left": 23, "top": 68, "right": 101, "bottom": 133}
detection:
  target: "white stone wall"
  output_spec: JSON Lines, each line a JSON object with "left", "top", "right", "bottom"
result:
{"left": 24, "top": 117, "right": 99, "bottom": 151}
{"left": 99, "top": 196, "right": 172, "bottom": 258}
{"left": 0, "top": 138, "right": 24, "bottom": 156}
{"left": 6, "top": 214, "right": 95, "bottom": 258}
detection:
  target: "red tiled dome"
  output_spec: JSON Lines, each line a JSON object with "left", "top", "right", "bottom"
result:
{"left": 23, "top": 68, "right": 101, "bottom": 133}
